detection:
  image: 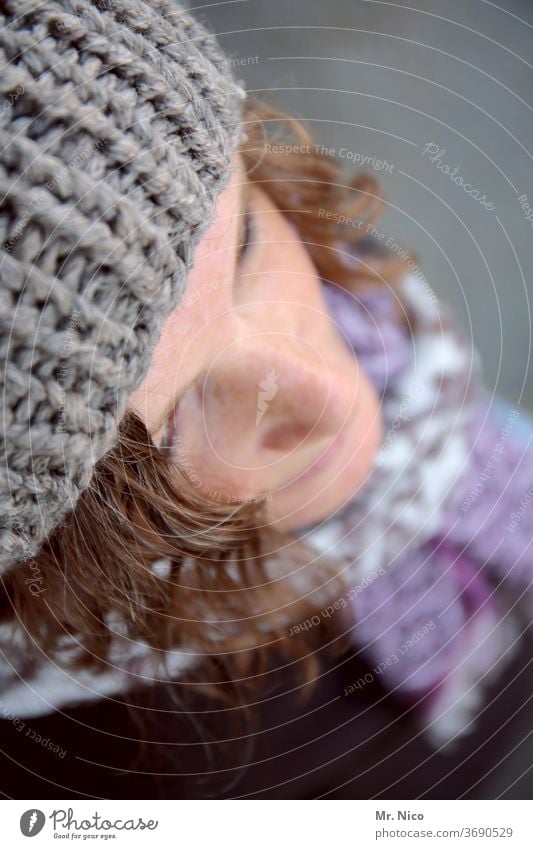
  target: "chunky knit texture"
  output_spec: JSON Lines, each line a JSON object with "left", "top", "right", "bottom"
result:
{"left": 0, "top": 0, "right": 245, "bottom": 573}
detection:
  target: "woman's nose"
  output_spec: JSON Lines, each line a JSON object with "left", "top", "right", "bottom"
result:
{"left": 203, "top": 338, "right": 351, "bottom": 463}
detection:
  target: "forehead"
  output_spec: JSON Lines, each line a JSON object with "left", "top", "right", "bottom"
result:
{"left": 182, "top": 151, "right": 244, "bottom": 308}
{"left": 158, "top": 151, "right": 243, "bottom": 327}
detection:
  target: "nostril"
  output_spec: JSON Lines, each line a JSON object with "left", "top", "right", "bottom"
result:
{"left": 262, "top": 422, "right": 316, "bottom": 452}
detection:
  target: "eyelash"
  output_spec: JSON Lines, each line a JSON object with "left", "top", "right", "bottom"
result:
{"left": 238, "top": 206, "right": 255, "bottom": 266}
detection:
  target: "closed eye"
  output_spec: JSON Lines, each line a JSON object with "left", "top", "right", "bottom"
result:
{"left": 237, "top": 204, "right": 255, "bottom": 267}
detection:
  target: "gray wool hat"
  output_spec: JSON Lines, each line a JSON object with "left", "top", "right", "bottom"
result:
{"left": 0, "top": 0, "right": 246, "bottom": 574}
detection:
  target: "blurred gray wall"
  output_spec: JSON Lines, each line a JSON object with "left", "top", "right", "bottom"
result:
{"left": 193, "top": 0, "right": 533, "bottom": 412}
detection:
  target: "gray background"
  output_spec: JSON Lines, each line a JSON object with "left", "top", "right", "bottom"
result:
{"left": 194, "top": 0, "right": 533, "bottom": 412}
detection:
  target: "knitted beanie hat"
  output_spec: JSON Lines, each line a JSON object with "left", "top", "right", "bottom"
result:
{"left": 0, "top": 0, "right": 246, "bottom": 575}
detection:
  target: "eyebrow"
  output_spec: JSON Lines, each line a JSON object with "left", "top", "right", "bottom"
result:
{"left": 148, "top": 162, "right": 249, "bottom": 444}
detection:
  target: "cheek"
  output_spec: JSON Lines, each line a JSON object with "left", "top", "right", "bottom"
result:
{"left": 267, "top": 371, "right": 383, "bottom": 530}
